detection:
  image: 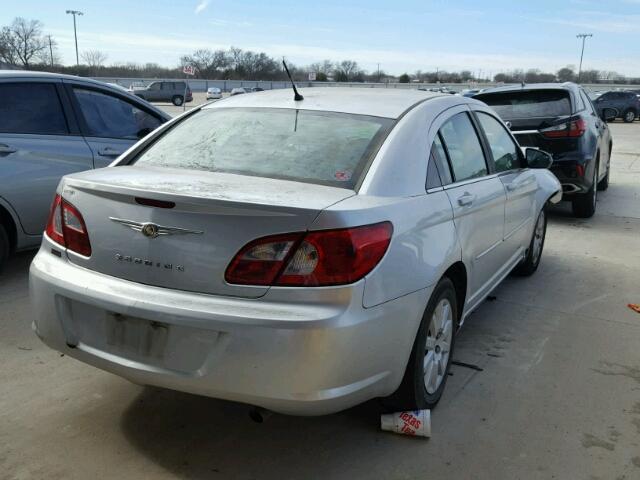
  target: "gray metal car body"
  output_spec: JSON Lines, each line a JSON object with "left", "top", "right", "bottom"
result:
{"left": 30, "top": 88, "right": 561, "bottom": 415}
{"left": 0, "top": 71, "right": 170, "bottom": 260}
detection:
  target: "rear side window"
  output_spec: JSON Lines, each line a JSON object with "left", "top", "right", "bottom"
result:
{"left": 575, "top": 92, "right": 585, "bottom": 111}
{"left": 134, "top": 107, "right": 394, "bottom": 189}
{"left": 580, "top": 90, "right": 596, "bottom": 114}
{"left": 0, "top": 83, "right": 68, "bottom": 135}
{"left": 74, "top": 88, "right": 162, "bottom": 139}
{"left": 476, "top": 112, "right": 522, "bottom": 172}
{"left": 476, "top": 90, "right": 572, "bottom": 119}
{"left": 428, "top": 135, "right": 453, "bottom": 187}
{"left": 438, "top": 113, "right": 487, "bottom": 182}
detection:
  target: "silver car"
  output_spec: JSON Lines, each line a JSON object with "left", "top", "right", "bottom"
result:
{"left": 206, "top": 87, "right": 223, "bottom": 100}
{"left": 30, "top": 88, "right": 561, "bottom": 415}
{"left": 0, "top": 71, "right": 170, "bottom": 270}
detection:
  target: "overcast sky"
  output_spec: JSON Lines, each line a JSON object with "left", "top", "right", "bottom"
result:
{"left": 9, "top": 0, "right": 640, "bottom": 76}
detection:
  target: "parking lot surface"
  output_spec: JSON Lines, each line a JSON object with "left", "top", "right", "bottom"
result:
{"left": 1, "top": 117, "right": 639, "bottom": 479}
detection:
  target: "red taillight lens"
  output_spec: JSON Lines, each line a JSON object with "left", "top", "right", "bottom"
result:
{"left": 541, "top": 118, "right": 586, "bottom": 138}
{"left": 225, "top": 222, "right": 393, "bottom": 287}
{"left": 45, "top": 194, "right": 92, "bottom": 257}
{"left": 225, "top": 233, "right": 303, "bottom": 286}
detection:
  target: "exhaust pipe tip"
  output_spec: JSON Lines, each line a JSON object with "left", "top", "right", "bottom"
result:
{"left": 249, "top": 407, "right": 272, "bottom": 423}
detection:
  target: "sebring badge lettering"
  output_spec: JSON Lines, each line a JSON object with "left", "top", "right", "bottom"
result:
{"left": 115, "top": 253, "right": 185, "bottom": 272}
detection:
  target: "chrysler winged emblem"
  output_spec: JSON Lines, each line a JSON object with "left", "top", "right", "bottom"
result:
{"left": 109, "top": 217, "right": 203, "bottom": 238}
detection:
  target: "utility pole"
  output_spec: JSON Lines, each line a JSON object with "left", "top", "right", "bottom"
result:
{"left": 66, "top": 10, "right": 84, "bottom": 66}
{"left": 47, "top": 35, "right": 54, "bottom": 67}
{"left": 576, "top": 33, "right": 593, "bottom": 83}
{"left": 377, "top": 63, "right": 380, "bottom": 83}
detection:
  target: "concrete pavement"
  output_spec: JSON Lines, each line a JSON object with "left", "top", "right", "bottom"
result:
{"left": 1, "top": 122, "right": 639, "bottom": 480}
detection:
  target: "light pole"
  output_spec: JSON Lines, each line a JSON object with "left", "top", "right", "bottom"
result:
{"left": 66, "top": 10, "right": 84, "bottom": 66}
{"left": 576, "top": 33, "right": 593, "bottom": 83}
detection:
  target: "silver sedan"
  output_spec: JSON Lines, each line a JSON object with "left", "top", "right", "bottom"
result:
{"left": 30, "top": 88, "right": 561, "bottom": 415}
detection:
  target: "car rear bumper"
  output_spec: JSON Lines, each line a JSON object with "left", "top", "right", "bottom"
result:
{"left": 549, "top": 154, "right": 594, "bottom": 197}
{"left": 29, "top": 243, "right": 428, "bottom": 415}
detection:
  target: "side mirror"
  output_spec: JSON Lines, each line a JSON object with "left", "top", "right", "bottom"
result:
{"left": 600, "top": 107, "right": 618, "bottom": 122}
{"left": 525, "top": 147, "right": 553, "bottom": 169}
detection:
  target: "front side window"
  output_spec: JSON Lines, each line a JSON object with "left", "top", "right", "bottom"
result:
{"left": 476, "top": 112, "right": 522, "bottom": 172}
{"left": 0, "top": 83, "right": 68, "bottom": 135}
{"left": 74, "top": 88, "right": 162, "bottom": 139}
{"left": 133, "top": 107, "right": 394, "bottom": 189}
{"left": 438, "top": 113, "right": 487, "bottom": 182}
{"left": 148, "top": 82, "right": 161, "bottom": 91}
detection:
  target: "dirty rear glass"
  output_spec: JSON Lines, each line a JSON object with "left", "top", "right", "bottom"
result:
{"left": 133, "top": 107, "right": 394, "bottom": 189}
{"left": 476, "top": 90, "right": 572, "bottom": 119}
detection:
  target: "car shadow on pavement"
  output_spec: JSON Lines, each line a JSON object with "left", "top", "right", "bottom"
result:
{"left": 1, "top": 250, "right": 35, "bottom": 284}
{"left": 120, "top": 387, "right": 390, "bottom": 479}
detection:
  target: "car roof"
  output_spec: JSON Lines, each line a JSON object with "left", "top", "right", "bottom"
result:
{"left": 477, "top": 82, "right": 580, "bottom": 96}
{"left": 204, "top": 87, "right": 447, "bottom": 119}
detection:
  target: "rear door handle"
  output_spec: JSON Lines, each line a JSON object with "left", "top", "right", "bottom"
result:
{"left": 0, "top": 144, "right": 17, "bottom": 154}
{"left": 98, "top": 147, "right": 124, "bottom": 157}
{"left": 457, "top": 192, "right": 476, "bottom": 206}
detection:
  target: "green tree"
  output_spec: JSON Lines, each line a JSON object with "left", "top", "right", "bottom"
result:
{"left": 398, "top": 73, "right": 410, "bottom": 83}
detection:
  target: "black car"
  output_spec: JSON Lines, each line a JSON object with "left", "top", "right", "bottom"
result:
{"left": 474, "top": 83, "right": 615, "bottom": 218}
{"left": 589, "top": 90, "right": 639, "bottom": 123}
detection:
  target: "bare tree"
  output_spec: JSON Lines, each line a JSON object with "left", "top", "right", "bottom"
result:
{"left": 81, "top": 50, "right": 108, "bottom": 68}
{"left": 1, "top": 18, "right": 46, "bottom": 68}
{"left": 0, "top": 27, "right": 19, "bottom": 65}
{"left": 180, "top": 48, "right": 228, "bottom": 78}
{"left": 334, "top": 60, "right": 363, "bottom": 82}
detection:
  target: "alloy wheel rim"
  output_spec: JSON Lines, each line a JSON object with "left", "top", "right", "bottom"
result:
{"left": 531, "top": 210, "right": 545, "bottom": 263}
{"left": 626, "top": 112, "right": 635, "bottom": 122}
{"left": 424, "top": 298, "right": 453, "bottom": 395}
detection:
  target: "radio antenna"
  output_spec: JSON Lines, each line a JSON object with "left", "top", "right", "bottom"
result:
{"left": 282, "top": 58, "right": 303, "bottom": 101}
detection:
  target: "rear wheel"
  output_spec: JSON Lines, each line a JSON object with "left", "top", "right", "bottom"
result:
{"left": 0, "top": 224, "right": 9, "bottom": 273}
{"left": 172, "top": 95, "right": 184, "bottom": 106}
{"left": 572, "top": 163, "right": 598, "bottom": 218}
{"left": 623, "top": 109, "right": 636, "bottom": 123}
{"left": 382, "top": 277, "right": 457, "bottom": 411}
{"left": 513, "top": 208, "right": 546, "bottom": 276}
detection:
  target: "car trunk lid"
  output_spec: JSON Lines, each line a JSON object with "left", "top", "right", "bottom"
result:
{"left": 59, "top": 166, "right": 354, "bottom": 298}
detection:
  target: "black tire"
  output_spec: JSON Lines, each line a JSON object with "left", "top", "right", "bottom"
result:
{"left": 0, "top": 223, "right": 9, "bottom": 274}
{"left": 172, "top": 95, "right": 184, "bottom": 106}
{"left": 382, "top": 277, "right": 458, "bottom": 411}
{"left": 513, "top": 207, "right": 547, "bottom": 277}
{"left": 623, "top": 109, "right": 636, "bottom": 123}
{"left": 597, "top": 162, "right": 610, "bottom": 191}
{"left": 572, "top": 163, "right": 598, "bottom": 218}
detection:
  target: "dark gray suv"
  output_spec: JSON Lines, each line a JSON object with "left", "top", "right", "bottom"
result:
{"left": 590, "top": 90, "right": 639, "bottom": 123}
{"left": 132, "top": 81, "right": 193, "bottom": 106}
{"left": 475, "top": 82, "right": 614, "bottom": 218}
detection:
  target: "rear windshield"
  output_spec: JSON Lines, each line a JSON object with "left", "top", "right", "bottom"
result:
{"left": 475, "top": 90, "right": 572, "bottom": 119}
{"left": 133, "top": 107, "right": 393, "bottom": 189}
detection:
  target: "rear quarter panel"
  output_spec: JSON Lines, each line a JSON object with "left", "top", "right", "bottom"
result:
{"left": 312, "top": 192, "right": 459, "bottom": 309}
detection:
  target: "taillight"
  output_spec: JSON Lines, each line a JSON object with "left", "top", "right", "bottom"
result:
{"left": 45, "top": 194, "right": 92, "bottom": 257}
{"left": 225, "top": 222, "right": 393, "bottom": 287}
{"left": 541, "top": 118, "right": 586, "bottom": 138}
